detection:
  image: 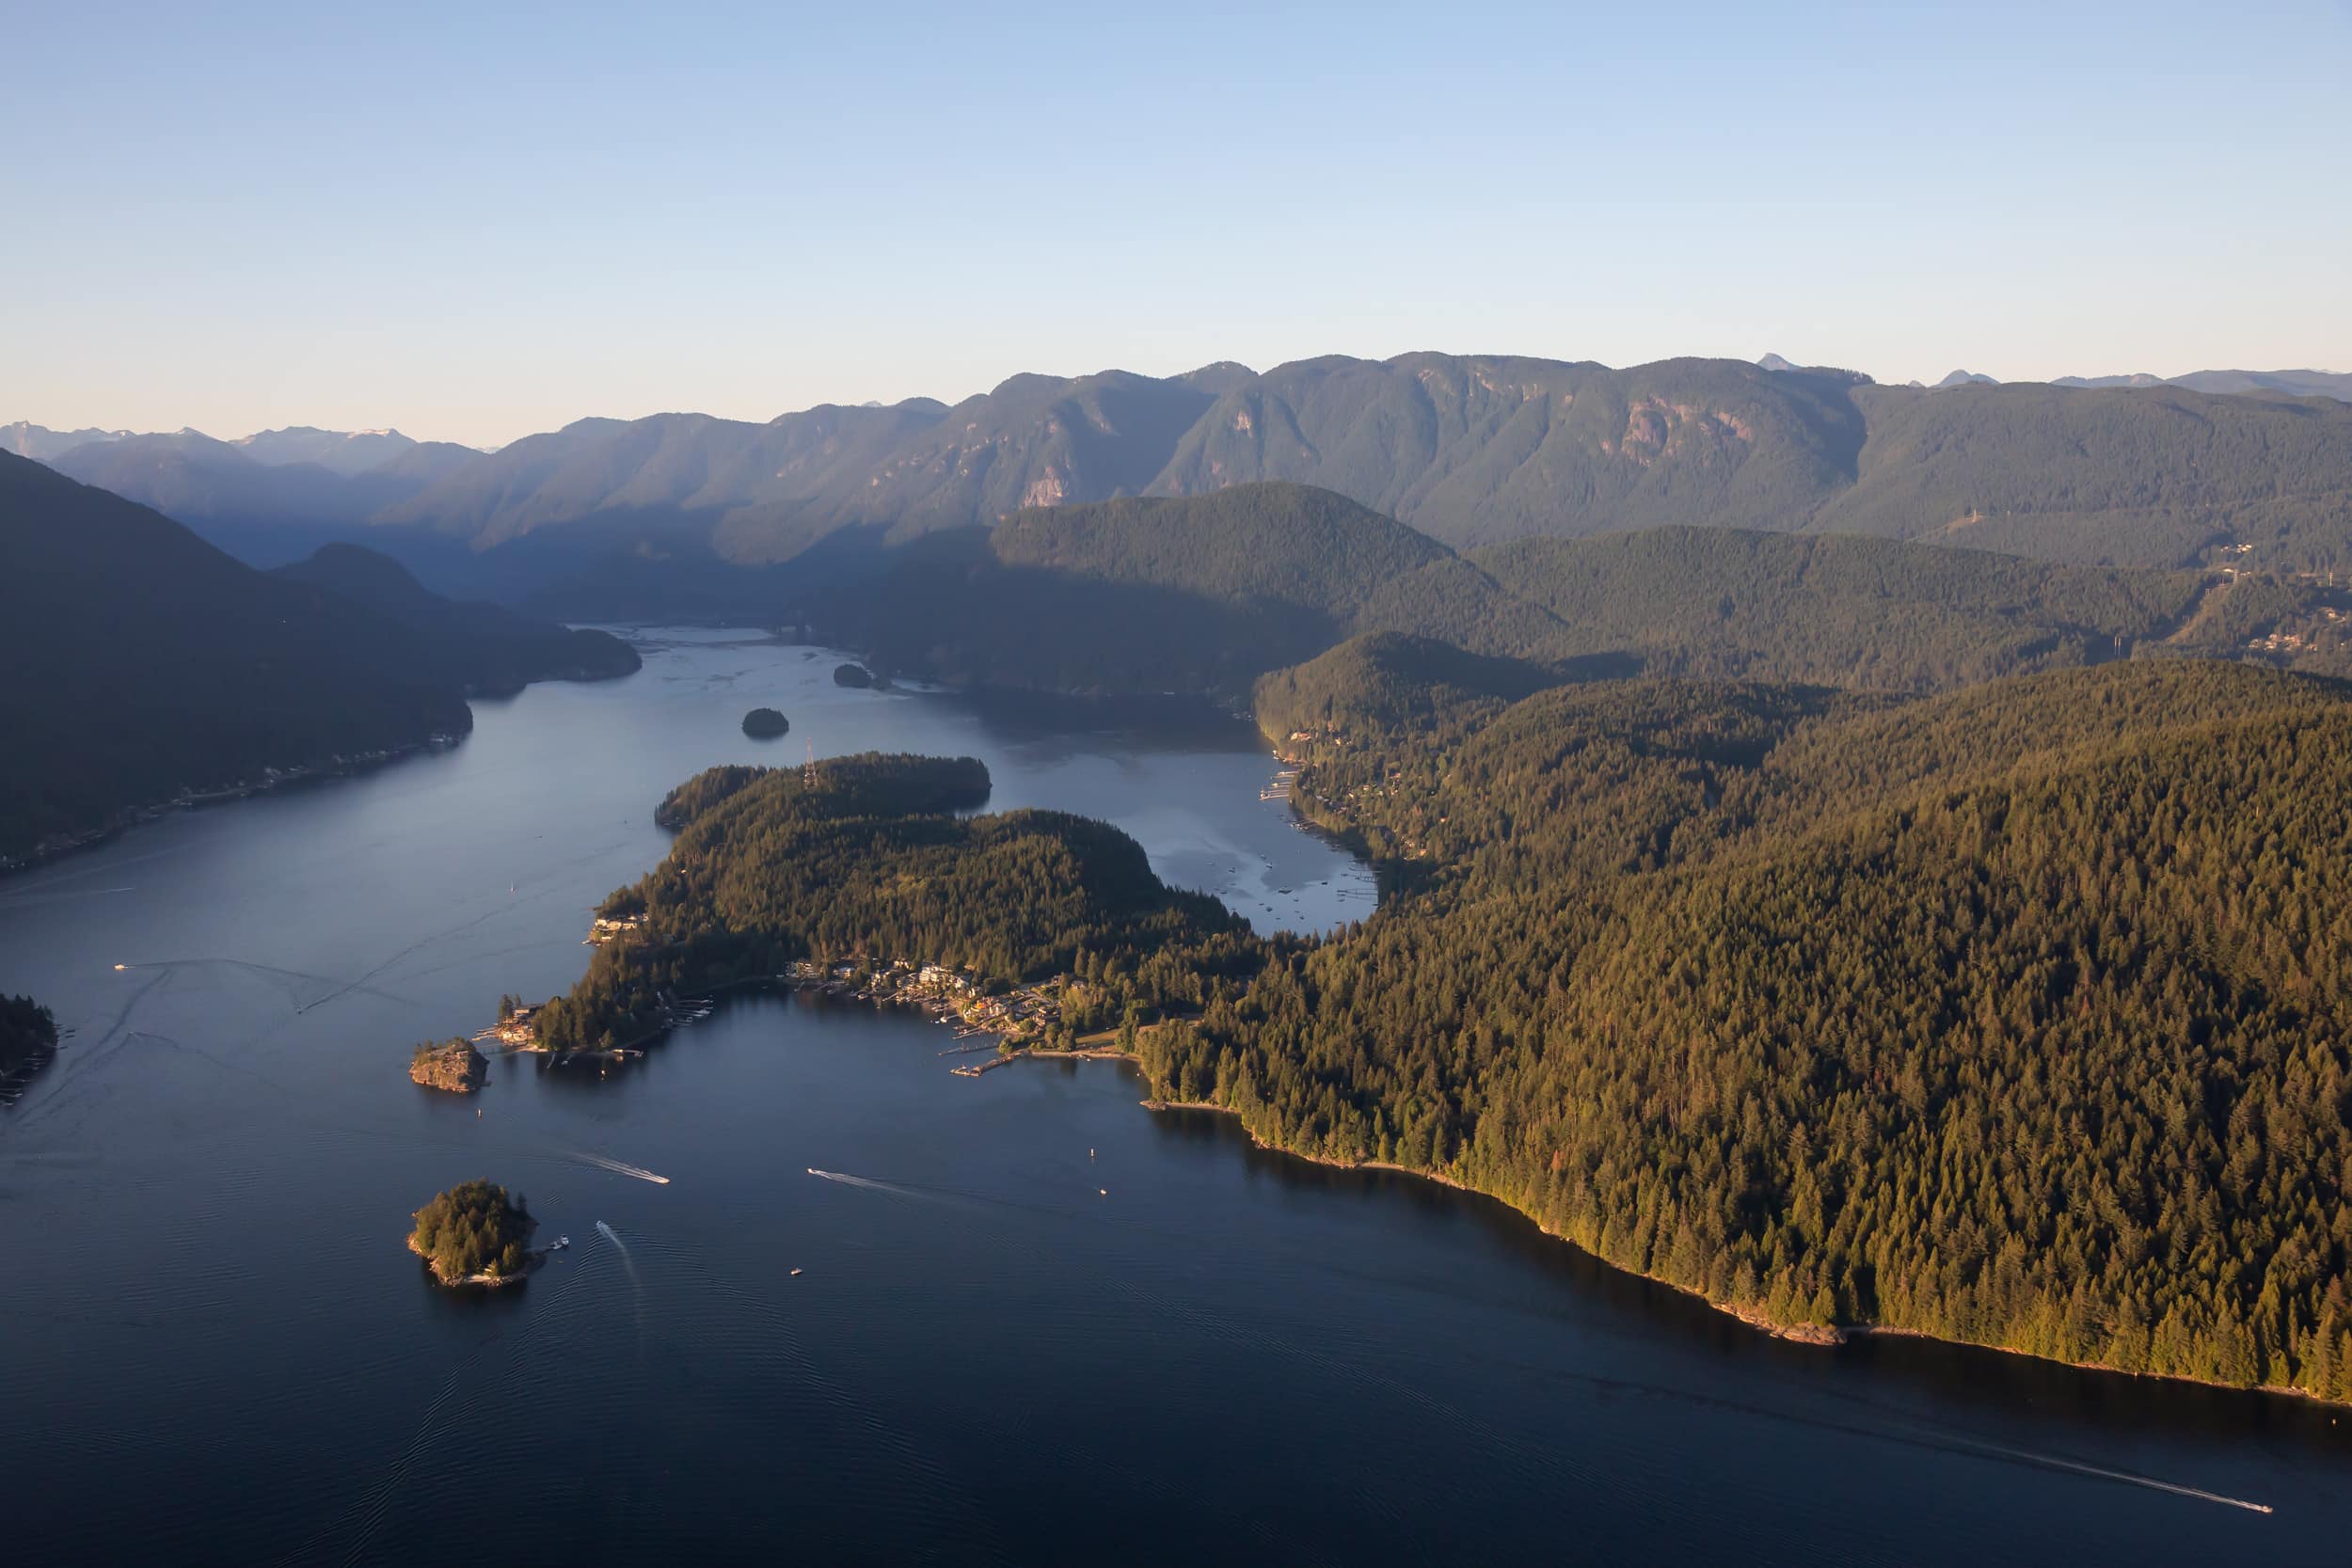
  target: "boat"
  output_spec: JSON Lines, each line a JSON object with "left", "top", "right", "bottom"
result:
{"left": 551, "top": 1236, "right": 570, "bottom": 1251}
{"left": 790, "top": 1267, "right": 803, "bottom": 1276}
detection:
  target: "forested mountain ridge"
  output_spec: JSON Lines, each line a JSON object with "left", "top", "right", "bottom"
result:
{"left": 1472, "top": 527, "right": 2225, "bottom": 691}
{"left": 1149, "top": 353, "right": 1873, "bottom": 549}
{"left": 837, "top": 484, "right": 1579, "bottom": 693}
{"left": 40, "top": 353, "right": 2352, "bottom": 604}
{"left": 0, "top": 452, "right": 472, "bottom": 863}
{"left": 1252, "top": 633, "right": 1573, "bottom": 745}
{"left": 836, "top": 486, "right": 2347, "bottom": 700}
{"left": 1815, "top": 381, "right": 2352, "bottom": 569}
{"left": 0, "top": 454, "right": 638, "bottom": 865}
{"left": 374, "top": 371, "right": 1222, "bottom": 565}
{"left": 271, "top": 544, "right": 640, "bottom": 694}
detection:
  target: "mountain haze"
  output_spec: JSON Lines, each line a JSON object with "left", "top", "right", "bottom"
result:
{"left": 2053, "top": 368, "right": 2352, "bottom": 402}
{"left": 231, "top": 425, "right": 421, "bottom": 475}
{"left": 30, "top": 352, "right": 2352, "bottom": 608}
{"left": 0, "top": 453, "right": 471, "bottom": 860}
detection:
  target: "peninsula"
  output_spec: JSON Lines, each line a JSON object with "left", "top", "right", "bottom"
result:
{"left": 521, "top": 654, "right": 2352, "bottom": 1408}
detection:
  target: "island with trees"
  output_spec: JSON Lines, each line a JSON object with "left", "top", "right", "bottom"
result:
{"left": 408, "top": 1037, "right": 487, "bottom": 1092}
{"left": 522, "top": 652, "right": 2352, "bottom": 1407}
{"left": 740, "top": 706, "right": 790, "bottom": 739}
{"left": 408, "top": 1180, "right": 533, "bottom": 1286}
{"left": 831, "top": 661, "right": 875, "bottom": 689}
{"left": 2, "top": 992, "right": 60, "bottom": 1080}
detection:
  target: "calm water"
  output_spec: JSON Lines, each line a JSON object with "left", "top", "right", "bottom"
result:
{"left": 2, "top": 630, "right": 2345, "bottom": 1566}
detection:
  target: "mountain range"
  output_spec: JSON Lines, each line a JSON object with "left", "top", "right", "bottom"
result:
{"left": 825, "top": 481, "right": 2347, "bottom": 697}
{"left": 17, "top": 352, "right": 2352, "bottom": 611}
{"left": 2050, "top": 368, "right": 2352, "bottom": 400}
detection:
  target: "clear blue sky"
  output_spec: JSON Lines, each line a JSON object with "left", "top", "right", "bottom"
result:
{"left": 6, "top": 1, "right": 2347, "bottom": 447}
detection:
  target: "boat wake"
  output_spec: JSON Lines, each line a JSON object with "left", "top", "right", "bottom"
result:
{"left": 804, "top": 1167, "right": 932, "bottom": 1204}
{"left": 1910, "top": 1425, "right": 2273, "bottom": 1514}
{"left": 595, "top": 1220, "right": 647, "bottom": 1342}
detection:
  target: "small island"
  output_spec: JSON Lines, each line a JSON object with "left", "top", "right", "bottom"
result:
{"left": 832, "top": 662, "right": 875, "bottom": 689}
{"left": 740, "top": 705, "right": 790, "bottom": 739}
{"left": 409, "top": 1037, "right": 487, "bottom": 1092}
{"left": 2, "top": 992, "right": 60, "bottom": 1081}
{"left": 409, "top": 1179, "right": 534, "bottom": 1286}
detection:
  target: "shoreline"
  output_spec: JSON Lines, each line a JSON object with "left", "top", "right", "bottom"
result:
{"left": 1, "top": 731, "right": 466, "bottom": 880}
{"left": 516, "top": 956, "right": 2340, "bottom": 1412}
{"left": 408, "top": 1233, "right": 544, "bottom": 1290}
{"left": 1123, "top": 1082, "right": 2335, "bottom": 1404}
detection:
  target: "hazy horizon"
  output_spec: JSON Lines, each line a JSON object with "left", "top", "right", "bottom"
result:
{"left": 16, "top": 346, "right": 2352, "bottom": 453}
{"left": 7, "top": 1, "right": 2348, "bottom": 447}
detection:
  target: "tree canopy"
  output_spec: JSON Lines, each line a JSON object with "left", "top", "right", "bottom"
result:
{"left": 409, "top": 1180, "right": 532, "bottom": 1284}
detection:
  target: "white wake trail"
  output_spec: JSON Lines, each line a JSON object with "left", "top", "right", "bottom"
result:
{"left": 804, "top": 1166, "right": 929, "bottom": 1203}
{"left": 572, "top": 1151, "right": 671, "bottom": 1184}
{"left": 1934, "top": 1430, "right": 2274, "bottom": 1514}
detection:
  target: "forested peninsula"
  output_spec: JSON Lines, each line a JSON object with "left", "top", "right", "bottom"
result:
{"left": 533, "top": 657, "right": 2352, "bottom": 1405}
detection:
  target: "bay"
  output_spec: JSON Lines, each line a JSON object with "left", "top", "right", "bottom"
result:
{"left": 1, "top": 630, "right": 2344, "bottom": 1564}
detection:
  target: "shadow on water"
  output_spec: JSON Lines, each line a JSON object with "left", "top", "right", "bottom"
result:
{"left": 1152, "top": 1105, "right": 2352, "bottom": 1460}
{"left": 918, "top": 686, "right": 1261, "bottom": 752}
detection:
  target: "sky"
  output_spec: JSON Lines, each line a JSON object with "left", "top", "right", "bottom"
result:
{"left": 5, "top": 0, "right": 2348, "bottom": 448}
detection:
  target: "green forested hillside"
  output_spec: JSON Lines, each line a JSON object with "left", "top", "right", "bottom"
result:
{"left": 0, "top": 453, "right": 473, "bottom": 863}
{"left": 842, "top": 489, "right": 2334, "bottom": 699}
{"left": 1817, "top": 382, "right": 2352, "bottom": 569}
{"left": 551, "top": 655, "right": 2352, "bottom": 1402}
{"left": 990, "top": 483, "right": 1454, "bottom": 613}
{"left": 1130, "top": 659, "right": 2352, "bottom": 1399}
{"left": 1475, "top": 528, "right": 2212, "bottom": 689}
{"left": 272, "top": 543, "right": 639, "bottom": 693}
{"left": 842, "top": 483, "right": 1575, "bottom": 692}
{"left": 1251, "top": 633, "right": 1578, "bottom": 744}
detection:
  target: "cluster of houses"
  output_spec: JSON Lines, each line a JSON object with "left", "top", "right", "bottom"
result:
{"left": 584, "top": 913, "right": 647, "bottom": 946}
{"left": 786, "top": 957, "right": 1067, "bottom": 1041}
{"left": 477, "top": 1001, "right": 542, "bottom": 1048}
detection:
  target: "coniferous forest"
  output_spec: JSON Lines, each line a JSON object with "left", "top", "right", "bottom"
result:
{"left": 543, "top": 656, "right": 2352, "bottom": 1403}
{"left": 1, "top": 993, "right": 59, "bottom": 1076}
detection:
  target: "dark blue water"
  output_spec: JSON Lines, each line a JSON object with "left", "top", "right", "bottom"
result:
{"left": 2, "top": 631, "right": 2344, "bottom": 1565}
